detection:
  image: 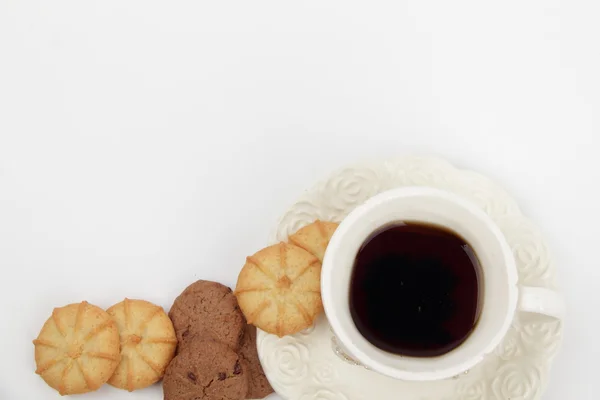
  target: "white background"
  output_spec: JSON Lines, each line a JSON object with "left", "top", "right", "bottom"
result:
{"left": 0, "top": 1, "right": 598, "bottom": 399}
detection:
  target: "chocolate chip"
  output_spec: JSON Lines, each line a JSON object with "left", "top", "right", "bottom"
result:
{"left": 188, "top": 372, "right": 197, "bottom": 382}
{"left": 233, "top": 361, "right": 242, "bottom": 375}
{"left": 182, "top": 329, "right": 190, "bottom": 338}
{"left": 218, "top": 372, "right": 226, "bottom": 381}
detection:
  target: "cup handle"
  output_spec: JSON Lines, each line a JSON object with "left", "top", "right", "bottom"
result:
{"left": 518, "top": 286, "right": 565, "bottom": 320}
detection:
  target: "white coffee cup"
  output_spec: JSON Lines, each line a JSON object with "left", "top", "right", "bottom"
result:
{"left": 321, "top": 187, "right": 565, "bottom": 381}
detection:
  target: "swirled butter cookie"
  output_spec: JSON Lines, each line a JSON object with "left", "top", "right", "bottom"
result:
{"left": 289, "top": 220, "right": 339, "bottom": 262}
{"left": 33, "top": 301, "right": 120, "bottom": 395}
{"left": 235, "top": 242, "right": 322, "bottom": 337}
{"left": 107, "top": 298, "right": 177, "bottom": 391}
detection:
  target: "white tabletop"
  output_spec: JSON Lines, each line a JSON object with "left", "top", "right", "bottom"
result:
{"left": 0, "top": 1, "right": 598, "bottom": 399}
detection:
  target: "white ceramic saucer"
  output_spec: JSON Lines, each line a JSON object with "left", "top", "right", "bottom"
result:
{"left": 256, "top": 156, "right": 564, "bottom": 400}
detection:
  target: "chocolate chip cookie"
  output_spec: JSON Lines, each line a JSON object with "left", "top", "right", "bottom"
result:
{"left": 239, "top": 324, "right": 273, "bottom": 399}
{"left": 163, "top": 340, "right": 248, "bottom": 400}
{"left": 169, "top": 280, "right": 245, "bottom": 351}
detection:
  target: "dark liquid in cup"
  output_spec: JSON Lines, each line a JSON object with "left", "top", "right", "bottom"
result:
{"left": 349, "top": 222, "right": 483, "bottom": 357}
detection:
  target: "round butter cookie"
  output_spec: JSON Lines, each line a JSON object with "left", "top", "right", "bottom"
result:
{"left": 289, "top": 220, "right": 339, "bottom": 262}
{"left": 169, "top": 280, "right": 245, "bottom": 351}
{"left": 107, "top": 298, "right": 177, "bottom": 391}
{"left": 163, "top": 340, "right": 248, "bottom": 400}
{"left": 33, "top": 301, "right": 120, "bottom": 395}
{"left": 235, "top": 242, "right": 322, "bottom": 337}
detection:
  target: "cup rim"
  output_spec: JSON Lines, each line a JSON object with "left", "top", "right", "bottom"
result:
{"left": 321, "top": 186, "right": 518, "bottom": 381}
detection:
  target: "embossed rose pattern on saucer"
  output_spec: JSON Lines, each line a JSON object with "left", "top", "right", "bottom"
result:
{"left": 257, "top": 157, "right": 563, "bottom": 400}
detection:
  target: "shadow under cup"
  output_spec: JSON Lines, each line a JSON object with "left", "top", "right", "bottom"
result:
{"left": 321, "top": 187, "right": 519, "bottom": 381}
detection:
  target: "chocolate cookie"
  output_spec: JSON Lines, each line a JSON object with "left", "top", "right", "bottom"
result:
{"left": 239, "top": 324, "right": 274, "bottom": 399}
{"left": 169, "top": 280, "right": 245, "bottom": 351}
{"left": 163, "top": 340, "right": 248, "bottom": 400}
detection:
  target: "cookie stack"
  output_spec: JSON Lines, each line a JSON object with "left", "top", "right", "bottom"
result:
{"left": 164, "top": 280, "right": 273, "bottom": 400}
{"left": 33, "top": 299, "right": 177, "bottom": 396}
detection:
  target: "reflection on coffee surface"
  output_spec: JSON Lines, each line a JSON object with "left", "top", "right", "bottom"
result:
{"left": 349, "top": 222, "right": 483, "bottom": 357}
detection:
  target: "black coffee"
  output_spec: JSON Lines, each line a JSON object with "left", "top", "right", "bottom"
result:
{"left": 349, "top": 222, "right": 483, "bottom": 357}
